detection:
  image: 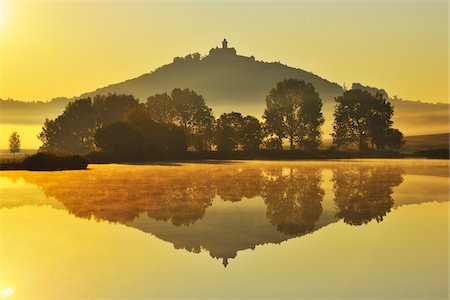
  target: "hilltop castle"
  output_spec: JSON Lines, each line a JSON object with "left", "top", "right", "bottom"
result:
{"left": 208, "top": 38, "right": 237, "bottom": 56}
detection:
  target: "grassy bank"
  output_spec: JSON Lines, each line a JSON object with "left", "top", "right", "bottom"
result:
{"left": 1, "top": 149, "right": 447, "bottom": 170}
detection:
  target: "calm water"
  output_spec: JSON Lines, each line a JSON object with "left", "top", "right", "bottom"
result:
{"left": 0, "top": 159, "right": 448, "bottom": 299}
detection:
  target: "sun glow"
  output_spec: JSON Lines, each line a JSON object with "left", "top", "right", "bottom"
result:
{"left": 0, "top": 288, "right": 14, "bottom": 298}
{"left": 0, "top": 3, "right": 5, "bottom": 28}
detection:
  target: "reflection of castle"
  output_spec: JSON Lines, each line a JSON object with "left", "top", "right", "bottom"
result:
{"left": 208, "top": 38, "right": 238, "bottom": 57}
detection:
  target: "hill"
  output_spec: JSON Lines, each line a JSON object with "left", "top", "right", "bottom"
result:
{"left": 80, "top": 42, "right": 343, "bottom": 114}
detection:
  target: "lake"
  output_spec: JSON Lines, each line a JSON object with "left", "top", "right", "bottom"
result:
{"left": 0, "top": 159, "right": 448, "bottom": 299}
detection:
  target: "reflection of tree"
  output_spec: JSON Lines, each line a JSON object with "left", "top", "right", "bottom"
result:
{"left": 143, "top": 175, "right": 215, "bottom": 226}
{"left": 212, "top": 166, "right": 263, "bottom": 202}
{"left": 262, "top": 167, "right": 324, "bottom": 236}
{"left": 332, "top": 166, "right": 404, "bottom": 225}
{"left": 1, "top": 166, "right": 215, "bottom": 226}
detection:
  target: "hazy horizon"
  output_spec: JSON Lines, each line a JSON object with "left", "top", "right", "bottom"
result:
{"left": 0, "top": 0, "right": 448, "bottom": 104}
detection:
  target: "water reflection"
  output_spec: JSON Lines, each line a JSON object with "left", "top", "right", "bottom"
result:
{"left": 262, "top": 167, "right": 324, "bottom": 236}
{"left": 332, "top": 166, "right": 403, "bottom": 225}
{"left": 0, "top": 160, "right": 448, "bottom": 265}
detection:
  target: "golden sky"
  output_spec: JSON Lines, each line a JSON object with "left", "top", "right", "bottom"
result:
{"left": 0, "top": 0, "right": 448, "bottom": 103}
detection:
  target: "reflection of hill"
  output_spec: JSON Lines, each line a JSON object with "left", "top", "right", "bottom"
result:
{"left": 0, "top": 160, "right": 448, "bottom": 265}
{"left": 127, "top": 199, "right": 291, "bottom": 267}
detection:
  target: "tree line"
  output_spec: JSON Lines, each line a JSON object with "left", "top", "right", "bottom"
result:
{"left": 37, "top": 78, "right": 405, "bottom": 160}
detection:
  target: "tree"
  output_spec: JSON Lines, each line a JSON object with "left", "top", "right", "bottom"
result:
{"left": 9, "top": 132, "right": 21, "bottom": 154}
{"left": 263, "top": 137, "right": 283, "bottom": 150}
{"left": 215, "top": 112, "right": 243, "bottom": 151}
{"left": 384, "top": 128, "right": 405, "bottom": 150}
{"left": 240, "top": 115, "right": 263, "bottom": 151}
{"left": 332, "top": 89, "right": 404, "bottom": 150}
{"left": 296, "top": 84, "right": 325, "bottom": 150}
{"left": 93, "top": 94, "right": 139, "bottom": 125}
{"left": 262, "top": 109, "right": 284, "bottom": 150}
{"left": 94, "top": 121, "right": 144, "bottom": 161}
{"left": 38, "top": 98, "right": 97, "bottom": 153}
{"left": 38, "top": 94, "right": 139, "bottom": 153}
{"left": 146, "top": 93, "right": 177, "bottom": 124}
{"left": 215, "top": 113, "right": 263, "bottom": 151}
{"left": 171, "top": 88, "right": 214, "bottom": 151}
{"left": 125, "top": 104, "right": 188, "bottom": 156}
{"left": 263, "top": 79, "right": 324, "bottom": 150}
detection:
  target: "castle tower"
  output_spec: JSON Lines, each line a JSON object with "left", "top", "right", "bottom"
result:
{"left": 222, "top": 38, "right": 228, "bottom": 49}
{"left": 208, "top": 39, "right": 236, "bottom": 56}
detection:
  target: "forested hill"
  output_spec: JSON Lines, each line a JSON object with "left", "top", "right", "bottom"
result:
{"left": 80, "top": 49, "right": 343, "bottom": 115}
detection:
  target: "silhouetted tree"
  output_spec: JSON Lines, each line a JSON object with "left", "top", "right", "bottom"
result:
{"left": 124, "top": 103, "right": 152, "bottom": 128}
{"left": 262, "top": 109, "right": 284, "bottom": 150}
{"left": 263, "top": 137, "right": 283, "bottom": 150}
{"left": 263, "top": 79, "right": 324, "bottom": 150}
{"left": 297, "top": 84, "right": 325, "bottom": 150}
{"left": 215, "top": 112, "right": 243, "bottom": 151}
{"left": 171, "top": 88, "right": 214, "bottom": 151}
{"left": 383, "top": 128, "right": 404, "bottom": 150}
{"left": 215, "top": 113, "right": 263, "bottom": 151}
{"left": 332, "top": 89, "right": 404, "bottom": 150}
{"left": 240, "top": 115, "right": 263, "bottom": 151}
{"left": 173, "top": 53, "right": 202, "bottom": 63}
{"left": 146, "top": 93, "right": 177, "bottom": 124}
{"left": 95, "top": 121, "right": 144, "bottom": 161}
{"left": 124, "top": 104, "right": 188, "bottom": 157}
{"left": 39, "top": 98, "right": 97, "bottom": 153}
{"left": 8, "top": 132, "right": 21, "bottom": 154}
{"left": 93, "top": 94, "right": 139, "bottom": 125}
{"left": 95, "top": 119, "right": 187, "bottom": 161}
{"left": 38, "top": 94, "right": 139, "bottom": 153}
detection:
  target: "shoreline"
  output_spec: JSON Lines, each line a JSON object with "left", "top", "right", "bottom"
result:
{"left": 0, "top": 149, "right": 448, "bottom": 171}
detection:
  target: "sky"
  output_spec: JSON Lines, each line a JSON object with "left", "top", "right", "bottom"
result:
{"left": 0, "top": 0, "right": 448, "bottom": 104}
